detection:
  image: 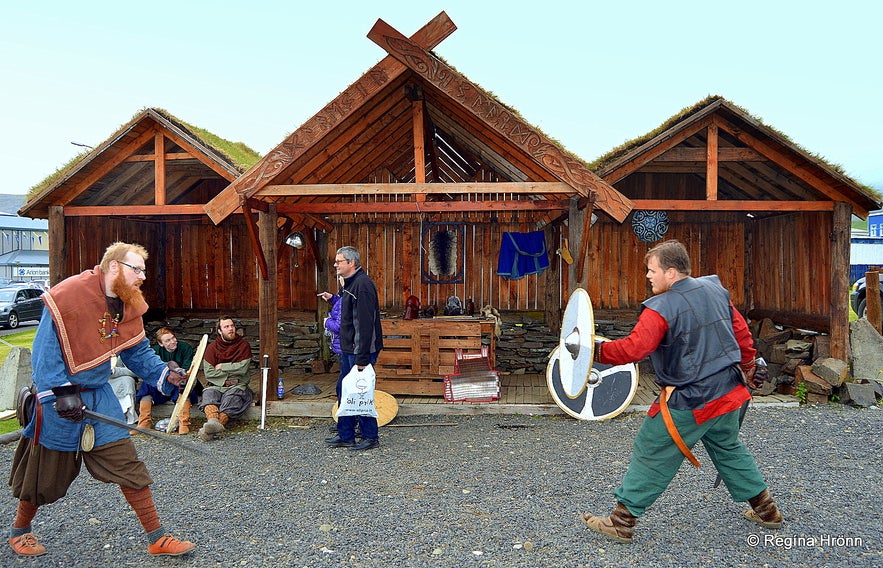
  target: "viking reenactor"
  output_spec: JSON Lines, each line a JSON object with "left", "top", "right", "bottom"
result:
{"left": 581, "top": 239, "right": 781, "bottom": 543}
{"left": 7, "top": 242, "right": 195, "bottom": 557}
{"left": 135, "top": 327, "right": 199, "bottom": 434}
{"left": 197, "top": 316, "right": 254, "bottom": 441}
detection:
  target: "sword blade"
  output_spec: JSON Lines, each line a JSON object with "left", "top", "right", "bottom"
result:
{"left": 83, "top": 410, "right": 209, "bottom": 455}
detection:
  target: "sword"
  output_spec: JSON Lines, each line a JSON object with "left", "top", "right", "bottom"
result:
{"left": 83, "top": 409, "right": 210, "bottom": 455}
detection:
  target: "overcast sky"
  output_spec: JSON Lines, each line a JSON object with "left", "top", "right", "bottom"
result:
{"left": 2, "top": 0, "right": 880, "bottom": 198}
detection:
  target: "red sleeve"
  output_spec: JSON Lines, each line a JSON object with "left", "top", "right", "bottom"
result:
{"left": 597, "top": 308, "right": 668, "bottom": 366}
{"left": 731, "top": 303, "right": 757, "bottom": 367}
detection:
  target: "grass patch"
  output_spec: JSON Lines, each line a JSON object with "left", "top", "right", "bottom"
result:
{"left": 0, "top": 328, "right": 36, "bottom": 363}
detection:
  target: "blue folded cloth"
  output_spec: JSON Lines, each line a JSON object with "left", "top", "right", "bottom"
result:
{"left": 497, "top": 231, "right": 549, "bottom": 280}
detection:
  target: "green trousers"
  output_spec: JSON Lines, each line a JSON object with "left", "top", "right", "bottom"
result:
{"left": 614, "top": 406, "right": 767, "bottom": 516}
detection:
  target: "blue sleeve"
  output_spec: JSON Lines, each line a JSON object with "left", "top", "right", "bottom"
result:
{"left": 120, "top": 337, "right": 174, "bottom": 396}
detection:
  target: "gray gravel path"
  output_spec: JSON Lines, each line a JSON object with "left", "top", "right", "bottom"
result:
{"left": 1, "top": 403, "right": 881, "bottom": 567}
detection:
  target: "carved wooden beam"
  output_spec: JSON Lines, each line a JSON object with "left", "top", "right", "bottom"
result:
{"left": 203, "top": 12, "right": 457, "bottom": 224}
{"left": 258, "top": 181, "right": 572, "bottom": 195}
{"left": 276, "top": 199, "right": 569, "bottom": 214}
{"left": 367, "top": 18, "right": 633, "bottom": 223}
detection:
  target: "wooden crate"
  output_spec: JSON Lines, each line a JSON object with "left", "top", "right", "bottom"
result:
{"left": 375, "top": 317, "right": 496, "bottom": 395}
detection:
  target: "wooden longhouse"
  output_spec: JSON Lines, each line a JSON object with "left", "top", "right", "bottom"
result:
{"left": 19, "top": 13, "right": 881, "bottom": 401}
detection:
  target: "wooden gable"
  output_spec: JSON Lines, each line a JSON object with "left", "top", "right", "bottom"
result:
{"left": 594, "top": 96, "right": 880, "bottom": 218}
{"left": 20, "top": 108, "right": 255, "bottom": 220}
{"left": 204, "top": 12, "right": 633, "bottom": 231}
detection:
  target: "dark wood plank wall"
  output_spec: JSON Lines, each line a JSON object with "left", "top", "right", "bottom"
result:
{"left": 324, "top": 218, "right": 553, "bottom": 313}
{"left": 584, "top": 214, "right": 749, "bottom": 310}
{"left": 63, "top": 209, "right": 835, "bottom": 322}
{"left": 751, "top": 211, "right": 832, "bottom": 315}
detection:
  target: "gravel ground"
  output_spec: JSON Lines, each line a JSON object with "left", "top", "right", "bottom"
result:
{"left": 1, "top": 403, "right": 881, "bottom": 567}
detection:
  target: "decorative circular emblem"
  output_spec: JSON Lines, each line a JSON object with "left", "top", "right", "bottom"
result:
{"left": 632, "top": 210, "right": 669, "bottom": 242}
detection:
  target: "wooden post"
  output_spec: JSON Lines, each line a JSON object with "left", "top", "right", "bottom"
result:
{"left": 866, "top": 267, "right": 881, "bottom": 334}
{"left": 568, "top": 198, "right": 584, "bottom": 291}
{"left": 829, "top": 202, "right": 851, "bottom": 360}
{"left": 48, "top": 206, "right": 65, "bottom": 285}
{"left": 258, "top": 205, "right": 279, "bottom": 404}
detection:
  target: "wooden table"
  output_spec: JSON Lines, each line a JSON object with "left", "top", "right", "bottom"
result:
{"left": 374, "top": 317, "right": 496, "bottom": 395}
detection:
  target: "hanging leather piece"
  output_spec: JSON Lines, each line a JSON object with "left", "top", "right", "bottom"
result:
{"left": 659, "top": 386, "right": 700, "bottom": 467}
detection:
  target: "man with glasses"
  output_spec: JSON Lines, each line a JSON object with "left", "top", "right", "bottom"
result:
{"left": 7, "top": 242, "right": 195, "bottom": 557}
{"left": 325, "top": 246, "right": 384, "bottom": 451}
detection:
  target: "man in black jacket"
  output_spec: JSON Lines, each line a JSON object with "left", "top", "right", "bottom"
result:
{"left": 325, "top": 246, "right": 384, "bottom": 451}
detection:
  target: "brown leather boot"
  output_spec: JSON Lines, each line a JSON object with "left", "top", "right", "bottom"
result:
{"left": 581, "top": 502, "right": 637, "bottom": 544}
{"left": 744, "top": 489, "right": 783, "bottom": 528}
{"left": 135, "top": 398, "right": 153, "bottom": 432}
{"left": 177, "top": 400, "right": 192, "bottom": 435}
{"left": 198, "top": 405, "right": 224, "bottom": 441}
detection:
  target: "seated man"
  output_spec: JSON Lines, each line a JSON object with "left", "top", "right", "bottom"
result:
{"left": 135, "top": 327, "right": 199, "bottom": 434}
{"left": 198, "top": 316, "right": 253, "bottom": 441}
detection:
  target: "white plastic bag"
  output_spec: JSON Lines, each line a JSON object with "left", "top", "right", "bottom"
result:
{"left": 336, "top": 364, "right": 377, "bottom": 418}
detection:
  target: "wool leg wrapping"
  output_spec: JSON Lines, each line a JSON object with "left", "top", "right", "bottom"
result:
{"left": 12, "top": 500, "right": 38, "bottom": 529}
{"left": 120, "top": 485, "right": 161, "bottom": 533}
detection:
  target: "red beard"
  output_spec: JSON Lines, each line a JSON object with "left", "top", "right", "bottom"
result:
{"left": 110, "top": 270, "right": 147, "bottom": 312}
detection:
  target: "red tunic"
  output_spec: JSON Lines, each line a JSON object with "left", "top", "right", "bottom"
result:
{"left": 597, "top": 303, "right": 756, "bottom": 423}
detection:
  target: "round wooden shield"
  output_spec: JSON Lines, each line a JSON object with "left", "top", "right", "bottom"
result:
{"left": 558, "top": 288, "right": 594, "bottom": 398}
{"left": 546, "top": 340, "right": 638, "bottom": 421}
{"left": 332, "top": 390, "right": 398, "bottom": 427}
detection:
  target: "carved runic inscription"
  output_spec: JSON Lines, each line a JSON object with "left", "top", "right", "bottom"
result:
{"left": 368, "top": 19, "right": 633, "bottom": 223}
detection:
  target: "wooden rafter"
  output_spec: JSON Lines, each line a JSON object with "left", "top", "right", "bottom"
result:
{"left": 257, "top": 182, "right": 572, "bottom": 196}
{"left": 367, "top": 18, "right": 633, "bottom": 223}
{"left": 203, "top": 12, "right": 458, "bottom": 224}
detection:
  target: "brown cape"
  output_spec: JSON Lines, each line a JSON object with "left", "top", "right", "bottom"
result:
{"left": 204, "top": 334, "right": 252, "bottom": 365}
{"left": 42, "top": 266, "right": 147, "bottom": 374}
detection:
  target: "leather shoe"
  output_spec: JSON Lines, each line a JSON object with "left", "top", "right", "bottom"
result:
{"left": 324, "top": 435, "right": 355, "bottom": 447}
{"left": 349, "top": 438, "right": 379, "bottom": 451}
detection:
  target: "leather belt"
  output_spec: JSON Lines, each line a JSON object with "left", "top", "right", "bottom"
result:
{"left": 659, "top": 386, "right": 700, "bottom": 467}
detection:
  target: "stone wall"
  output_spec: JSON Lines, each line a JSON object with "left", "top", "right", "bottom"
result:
{"left": 148, "top": 311, "right": 639, "bottom": 376}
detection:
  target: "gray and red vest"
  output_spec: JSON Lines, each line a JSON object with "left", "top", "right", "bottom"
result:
{"left": 643, "top": 275, "right": 743, "bottom": 411}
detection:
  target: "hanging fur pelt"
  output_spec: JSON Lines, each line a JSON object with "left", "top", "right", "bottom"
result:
{"left": 429, "top": 230, "right": 457, "bottom": 276}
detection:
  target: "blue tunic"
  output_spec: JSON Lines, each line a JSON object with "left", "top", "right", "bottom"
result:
{"left": 22, "top": 309, "right": 173, "bottom": 451}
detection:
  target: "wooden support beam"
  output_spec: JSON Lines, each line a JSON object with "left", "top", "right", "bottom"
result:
{"left": 654, "top": 147, "right": 765, "bottom": 162}
{"left": 276, "top": 199, "right": 569, "bottom": 214}
{"left": 412, "top": 90, "right": 427, "bottom": 185}
{"left": 258, "top": 204, "right": 279, "bottom": 405}
{"left": 154, "top": 132, "right": 166, "bottom": 206}
{"left": 631, "top": 200, "right": 834, "bottom": 212}
{"left": 259, "top": 181, "right": 573, "bottom": 196}
{"left": 706, "top": 123, "right": 718, "bottom": 200}
{"left": 48, "top": 206, "right": 65, "bottom": 286}
{"left": 241, "top": 199, "right": 269, "bottom": 280}
{"left": 575, "top": 201, "right": 594, "bottom": 283}
{"left": 61, "top": 205, "right": 209, "bottom": 216}
{"left": 829, "top": 202, "right": 851, "bottom": 359}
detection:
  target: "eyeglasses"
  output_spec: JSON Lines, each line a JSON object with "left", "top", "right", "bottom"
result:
{"left": 332, "top": 259, "right": 350, "bottom": 265}
{"left": 118, "top": 261, "right": 147, "bottom": 277}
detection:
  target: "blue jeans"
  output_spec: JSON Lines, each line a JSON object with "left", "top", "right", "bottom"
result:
{"left": 336, "top": 352, "right": 380, "bottom": 442}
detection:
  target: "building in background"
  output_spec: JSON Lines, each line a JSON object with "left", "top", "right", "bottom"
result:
{"left": 0, "top": 214, "right": 49, "bottom": 286}
{"left": 850, "top": 209, "right": 883, "bottom": 283}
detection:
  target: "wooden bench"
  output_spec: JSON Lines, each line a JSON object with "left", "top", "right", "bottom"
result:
{"left": 374, "top": 317, "right": 496, "bottom": 395}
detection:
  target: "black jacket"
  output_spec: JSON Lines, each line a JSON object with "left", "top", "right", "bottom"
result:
{"left": 339, "top": 268, "right": 384, "bottom": 365}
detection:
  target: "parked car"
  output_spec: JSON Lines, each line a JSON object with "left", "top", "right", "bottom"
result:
{"left": 850, "top": 273, "right": 883, "bottom": 318}
{"left": 0, "top": 286, "right": 44, "bottom": 328}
